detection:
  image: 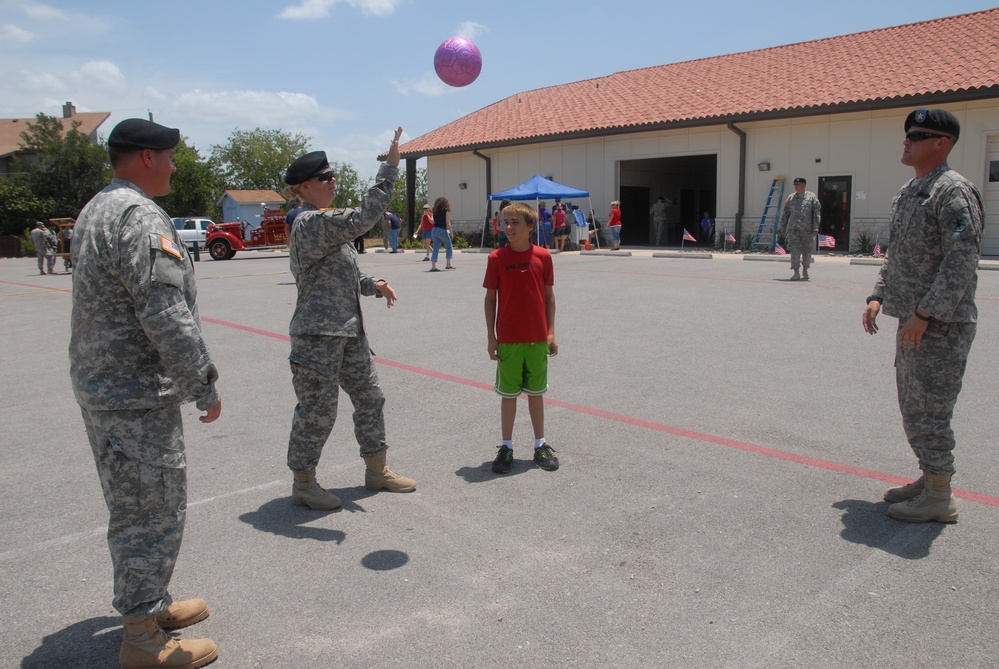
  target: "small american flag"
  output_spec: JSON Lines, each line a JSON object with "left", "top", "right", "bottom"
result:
{"left": 774, "top": 243, "right": 787, "bottom": 255}
{"left": 818, "top": 234, "right": 836, "bottom": 249}
{"left": 873, "top": 236, "right": 882, "bottom": 258}
{"left": 682, "top": 228, "right": 697, "bottom": 242}
{"left": 725, "top": 231, "right": 737, "bottom": 243}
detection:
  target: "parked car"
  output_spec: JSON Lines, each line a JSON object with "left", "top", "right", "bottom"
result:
{"left": 172, "top": 217, "right": 213, "bottom": 251}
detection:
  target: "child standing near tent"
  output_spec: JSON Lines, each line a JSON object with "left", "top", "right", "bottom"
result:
{"left": 538, "top": 201, "right": 553, "bottom": 248}
{"left": 484, "top": 202, "right": 559, "bottom": 474}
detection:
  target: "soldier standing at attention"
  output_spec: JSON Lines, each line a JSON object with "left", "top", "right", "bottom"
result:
{"left": 862, "top": 109, "right": 983, "bottom": 524}
{"left": 69, "top": 118, "right": 222, "bottom": 668}
{"left": 778, "top": 177, "right": 820, "bottom": 280}
{"left": 283, "top": 126, "right": 415, "bottom": 511}
{"left": 649, "top": 196, "right": 669, "bottom": 246}
{"left": 29, "top": 221, "right": 50, "bottom": 275}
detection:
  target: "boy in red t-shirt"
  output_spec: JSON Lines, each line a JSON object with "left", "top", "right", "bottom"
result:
{"left": 483, "top": 202, "right": 559, "bottom": 473}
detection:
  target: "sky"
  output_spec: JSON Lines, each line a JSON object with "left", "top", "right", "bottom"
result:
{"left": 2, "top": 0, "right": 997, "bottom": 180}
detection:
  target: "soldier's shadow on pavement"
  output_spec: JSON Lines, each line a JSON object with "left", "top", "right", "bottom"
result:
{"left": 22, "top": 615, "right": 120, "bottom": 668}
{"left": 832, "top": 499, "right": 945, "bottom": 559}
{"left": 456, "top": 460, "right": 532, "bottom": 483}
{"left": 237, "top": 490, "right": 375, "bottom": 543}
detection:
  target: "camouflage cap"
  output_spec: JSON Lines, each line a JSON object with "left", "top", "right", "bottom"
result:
{"left": 108, "top": 119, "right": 180, "bottom": 151}
{"left": 285, "top": 151, "right": 330, "bottom": 185}
{"left": 904, "top": 109, "right": 960, "bottom": 139}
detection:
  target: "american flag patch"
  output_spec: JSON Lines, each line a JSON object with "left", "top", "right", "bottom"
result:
{"left": 160, "top": 236, "right": 182, "bottom": 258}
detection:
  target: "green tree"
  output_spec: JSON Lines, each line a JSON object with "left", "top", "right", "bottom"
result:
{"left": 0, "top": 178, "right": 48, "bottom": 237}
{"left": 156, "top": 138, "right": 224, "bottom": 220}
{"left": 210, "top": 128, "right": 310, "bottom": 192}
{"left": 329, "top": 161, "right": 369, "bottom": 209}
{"left": 14, "top": 113, "right": 110, "bottom": 219}
{"left": 388, "top": 165, "right": 427, "bottom": 235}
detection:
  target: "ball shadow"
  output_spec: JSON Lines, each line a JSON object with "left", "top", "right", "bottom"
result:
{"left": 360, "top": 549, "right": 410, "bottom": 571}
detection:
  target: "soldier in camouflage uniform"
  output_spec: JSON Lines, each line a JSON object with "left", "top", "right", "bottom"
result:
{"left": 69, "top": 119, "right": 221, "bottom": 669}
{"left": 29, "top": 221, "right": 52, "bottom": 275}
{"left": 862, "top": 109, "right": 983, "bottom": 524}
{"left": 283, "top": 127, "right": 416, "bottom": 511}
{"left": 778, "top": 177, "right": 820, "bottom": 280}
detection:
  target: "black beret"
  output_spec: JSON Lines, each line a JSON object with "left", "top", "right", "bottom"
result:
{"left": 793, "top": 177, "right": 806, "bottom": 185}
{"left": 108, "top": 118, "right": 180, "bottom": 151}
{"left": 904, "top": 108, "right": 960, "bottom": 139}
{"left": 285, "top": 151, "right": 330, "bottom": 185}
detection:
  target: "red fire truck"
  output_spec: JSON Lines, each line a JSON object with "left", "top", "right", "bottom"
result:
{"left": 205, "top": 208, "right": 289, "bottom": 260}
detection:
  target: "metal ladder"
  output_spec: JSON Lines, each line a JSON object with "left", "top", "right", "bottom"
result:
{"left": 752, "top": 177, "right": 785, "bottom": 252}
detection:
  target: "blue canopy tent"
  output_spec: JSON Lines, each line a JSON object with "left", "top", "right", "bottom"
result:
{"left": 486, "top": 175, "right": 597, "bottom": 249}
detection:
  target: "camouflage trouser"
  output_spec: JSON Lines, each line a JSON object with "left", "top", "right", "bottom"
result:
{"left": 81, "top": 405, "right": 186, "bottom": 618}
{"left": 895, "top": 320, "right": 976, "bottom": 475}
{"left": 287, "top": 334, "right": 387, "bottom": 472}
{"left": 785, "top": 229, "right": 813, "bottom": 270}
{"left": 36, "top": 249, "right": 54, "bottom": 272}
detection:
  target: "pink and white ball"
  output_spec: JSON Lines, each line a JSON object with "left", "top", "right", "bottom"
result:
{"left": 433, "top": 37, "right": 482, "bottom": 88}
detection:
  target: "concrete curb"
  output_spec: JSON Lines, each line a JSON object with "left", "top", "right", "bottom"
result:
{"left": 652, "top": 252, "right": 712, "bottom": 260}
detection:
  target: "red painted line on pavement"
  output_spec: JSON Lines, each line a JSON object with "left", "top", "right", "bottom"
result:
{"left": 0, "top": 279, "right": 72, "bottom": 293}
{"left": 201, "top": 317, "right": 289, "bottom": 341}
{"left": 200, "top": 316, "right": 999, "bottom": 509}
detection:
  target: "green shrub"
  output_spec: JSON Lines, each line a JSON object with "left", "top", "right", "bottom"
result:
{"left": 21, "top": 229, "right": 36, "bottom": 256}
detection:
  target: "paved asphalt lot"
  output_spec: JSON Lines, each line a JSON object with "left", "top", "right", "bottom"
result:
{"left": 2, "top": 247, "right": 999, "bottom": 669}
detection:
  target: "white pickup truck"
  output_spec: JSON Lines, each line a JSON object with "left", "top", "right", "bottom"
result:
{"left": 172, "top": 217, "right": 213, "bottom": 251}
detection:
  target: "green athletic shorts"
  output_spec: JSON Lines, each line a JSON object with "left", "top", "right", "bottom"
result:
{"left": 495, "top": 342, "right": 549, "bottom": 398}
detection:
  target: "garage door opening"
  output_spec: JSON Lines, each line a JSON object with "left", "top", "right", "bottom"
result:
{"left": 619, "top": 155, "right": 717, "bottom": 247}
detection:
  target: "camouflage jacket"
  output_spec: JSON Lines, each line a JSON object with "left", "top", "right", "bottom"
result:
{"left": 779, "top": 190, "right": 821, "bottom": 233}
{"left": 69, "top": 179, "right": 219, "bottom": 411}
{"left": 30, "top": 227, "right": 48, "bottom": 253}
{"left": 288, "top": 163, "right": 397, "bottom": 337}
{"left": 873, "top": 163, "right": 983, "bottom": 323}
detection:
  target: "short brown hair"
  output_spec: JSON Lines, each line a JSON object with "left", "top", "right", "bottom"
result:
{"left": 501, "top": 202, "right": 537, "bottom": 229}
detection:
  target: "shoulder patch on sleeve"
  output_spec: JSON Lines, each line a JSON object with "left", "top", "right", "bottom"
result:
{"left": 159, "top": 235, "right": 182, "bottom": 259}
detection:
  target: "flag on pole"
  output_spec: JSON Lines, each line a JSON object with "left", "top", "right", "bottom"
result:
{"left": 818, "top": 234, "right": 836, "bottom": 249}
{"left": 774, "top": 243, "right": 787, "bottom": 255}
{"left": 873, "top": 235, "right": 882, "bottom": 258}
{"left": 682, "top": 229, "right": 697, "bottom": 242}
{"left": 725, "top": 231, "right": 737, "bottom": 243}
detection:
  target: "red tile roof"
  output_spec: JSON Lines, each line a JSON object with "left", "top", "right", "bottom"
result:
{"left": 0, "top": 112, "right": 110, "bottom": 158}
{"left": 219, "top": 189, "right": 283, "bottom": 203}
{"left": 400, "top": 8, "right": 999, "bottom": 157}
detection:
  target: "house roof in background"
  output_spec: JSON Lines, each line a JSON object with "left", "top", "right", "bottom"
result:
{"left": 218, "top": 190, "right": 284, "bottom": 204}
{"left": 400, "top": 8, "right": 999, "bottom": 157}
{"left": 0, "top": 112, "right": 110, "bottom": 159}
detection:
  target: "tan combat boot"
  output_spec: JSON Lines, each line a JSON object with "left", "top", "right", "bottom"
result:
{"left": 791, "top": 268, "right": 800, "bottom": 281}
{"left": 888, "top": 473, "right": 958, "bottom": 523}
{"left": 292, "top": 468, "right": 341, "bottom": 510}
{"left": 363, "top": 451, "right": 416, "bottom": 492}
{"left": 120, "top": 616, "right": 218, "bottom": 669}
{"left": 802, "top": 267, "right": 810, "bottom": 280}
{"left": 884, "top": 475, "right": 925, "bottom": 503}
{"left": 156, "top": 598, "right": 209, "bottom": 630}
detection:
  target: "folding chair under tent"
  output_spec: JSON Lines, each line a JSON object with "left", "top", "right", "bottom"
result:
{"left": 484, "top": 174, "right": 597, "bottom": 250}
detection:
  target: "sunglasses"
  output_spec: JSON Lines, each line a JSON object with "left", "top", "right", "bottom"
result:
{"left": 905, "top": 130, "right": 951, "bottom": 142}
{"left": 315, "top": 171, "right": 336, "bottom": 183}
